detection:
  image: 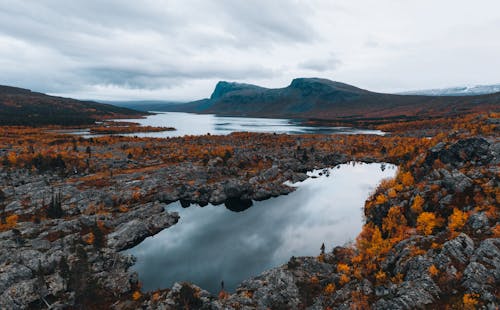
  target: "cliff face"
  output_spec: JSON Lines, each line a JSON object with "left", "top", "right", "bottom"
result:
{"left": 165, "top": 78, "right": 500, "bottom": 120}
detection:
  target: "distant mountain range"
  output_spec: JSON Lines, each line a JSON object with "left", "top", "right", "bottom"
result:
{"left": 162, "top": 78, "right": 500, "bottom": 121}
{"left": 97, "top": 100, "right": 185, "bottom": 112}
{"left": 0, "top": 85, "right": 146, "bottom": 126}
{"left": 400, "top": 84, "right": 500, "bottom": 96}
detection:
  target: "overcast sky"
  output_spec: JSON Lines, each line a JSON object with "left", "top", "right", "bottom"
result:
{"left": 1, "top": 0, "right": 499, "bottom": 101}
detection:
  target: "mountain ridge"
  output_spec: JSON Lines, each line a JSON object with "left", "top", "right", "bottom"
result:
{"left": 163, "top": 78, "right": 500, "bottom": 120}
{"left": 0, "top": 85, "right": 147, "bottom": 126}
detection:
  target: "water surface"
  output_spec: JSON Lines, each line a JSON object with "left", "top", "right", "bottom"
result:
{"left": 125, "top": 162, "right": 396, "bottom": 293}
{"left": 110, "top": 112, "right": 384, "bottom": 137}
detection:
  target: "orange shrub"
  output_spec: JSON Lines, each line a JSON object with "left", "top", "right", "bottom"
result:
{"left": 382, "top": 206, "right": 407, "bottom": 241}
{"left": 324, "top": 283, "right": 335, "bottom": 294}
{"left": 428, "top": 264, "right": 439, "bottom": 277}
{"left": 0, "top": 214, "right": 19, "bottom": 231}
{"left": 132, "top": 290, "right": 142, "bottom": 301}
{"left": 375, "top": 270, "right": 387, "bottom": 285}
{"left": 416, "top": 212, "right": 438, "bottom": 235}
{"left": 375, "top": 194, "right": 388, "bottom": 205}
{"left": 399, "top": 171, "right": 414, "bottom": 187}
{"left": 447, "top": 208, "right": 468, "bottom": 233}
{"left": 462, "top": 293, "right": 479, "bottom": 310}
{"left": 411, "top": 195, "right": 424, "bottom": 214}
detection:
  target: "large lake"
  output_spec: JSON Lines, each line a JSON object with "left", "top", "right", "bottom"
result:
{"left": 125, "top": 162, "right": 396, "bottom": 293}
{"left": 111, "top": 112, "right": 384, "bottom": 137}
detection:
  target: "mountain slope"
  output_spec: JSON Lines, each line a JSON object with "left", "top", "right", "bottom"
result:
{"left": 165, "top": 78, "right": 500, "bottom": 120}
{"left": 0, "top": 85, "right": 147, "bottom": 126}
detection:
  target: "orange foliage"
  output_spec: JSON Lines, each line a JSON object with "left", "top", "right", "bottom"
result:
{"left": 350, "top": 291, "right": 370, "bottom": 310}
{"left": 416, "top": 212, "right": 439, "bottom": 236}
{"left": 411, "top": 195, "right": 424, "bottom": 214}
{"left": 0, "top": 214, "right": 19, "bottom": 231}
{"left": 339, "top": 274, "right": 350, "bottom": 286}
{"left": 310, "top": 275, "right": 319, "bottom": 284}
{"left": 375, "top": 270, "right": 387, "bottom": 285}
{"left": 324, "top": 283, "right": 336, "bottom": 294}
{"left": 84, "top": 232, "right": 95, "bottom": 245}
{"left": 382, "top": 206, "right": 408, "bottom": 241}
{"left": 428, "top": 264, "right": 439, "bottom": 277}
{"left": 462, "top": 293, "right": 479, "bottom": 310}
{"left": 447, "top": 208, "right": 468, "bottom": 234}
{"left": 374, "top": 194, "right": 388, "bottom": 205}
{"left": 132, "top": 290, "right": 141, "bottom": 301}
{"left": 492, "top": 224, "right": 500, "bottom": 238}
{"left": 337, "top": 263, "right": 351, "bottom": 274}
{"left": 399, "top": 171, "right": 414, "bottom": 187}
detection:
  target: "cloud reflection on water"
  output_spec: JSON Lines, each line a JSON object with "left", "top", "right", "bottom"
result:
{"left": 125, "top": 162, "right": 396, "bottom": 293}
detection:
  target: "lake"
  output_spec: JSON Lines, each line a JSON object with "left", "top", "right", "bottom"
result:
{"left": 109, "top": 112, "right": 384, "bottom": 137}
{"left": 125, "top": 162, "right": 397, "bottom": 293}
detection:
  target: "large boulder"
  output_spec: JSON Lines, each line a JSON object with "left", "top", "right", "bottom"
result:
{"left": 442, "top": 233, "right": 474, "bottom": 265}
{"left": 425, "top": 138, "right": 492, "bottom": 169}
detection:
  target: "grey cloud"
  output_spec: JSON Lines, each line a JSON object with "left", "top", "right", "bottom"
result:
{"left": 1, "top": 1, "right": 500, "bottom": 99}
{"left": 299, "top": 54, "right": 341, "bottom": 72}
{"left": 0, "top": 0, "right": 314, "bottom": 96}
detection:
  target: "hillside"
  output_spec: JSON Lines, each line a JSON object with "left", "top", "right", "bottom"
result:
{"left": 0, "top": 85, "right": 147, "bottom": 126}
{"left": 165, "top": 78, "right": 500, "bottom": 121}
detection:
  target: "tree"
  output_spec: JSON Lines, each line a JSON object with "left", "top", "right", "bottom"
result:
{"left": 416, "top": 212, "right": 438, "bottom": 235}
{"left": 382, "top": 206, "right": 407, "bottom": 240}
{"left": 411, "top": 195, "right": 424, "bottom": 214}
{"left": 448, "top": 208, "right": 468, "bottom": 233}
{"left": 47, "top": 191, "right": 64, "bottom": 219}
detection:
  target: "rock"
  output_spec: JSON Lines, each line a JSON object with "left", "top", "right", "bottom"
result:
{"left": 441, "top": 170, "right": 473, "bottom": 193}
{"left": 107, "top": 211, "right": 179, "bottom": 251}
{"left": 0, "top": 279, "right": 39, "bottom": 309}
{"left": 471, "top": 238, "right": 500, "bottom": 282}
{"left": 237, "top": 267, "right": 301, "bottom": 309}
{"left": 223, "top": 180, "right": 250, "bottom": 198}
{"left": 462, "top": 262, "right": 496, "bottom": 302}
{"left": 425, "top": 138, "right": 492, "bottom": 169}
{"left": 467, "top": 212, "right": 490, "bottom": 232}
{"left": 442, "top": 233, "right": 474, "bottom": 265}
{"left": 373, "top": 279, "right": 437, "bottom": 310}
{"left": 0, "top": 263, "right": 33, "bottom": 293}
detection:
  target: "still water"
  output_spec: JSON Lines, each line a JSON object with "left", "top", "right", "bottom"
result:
{"left": 125, "top": 162, "right": 397, "bottom": 293}
{"left": 111, "top": 112, "right": 384, "bottom": 137}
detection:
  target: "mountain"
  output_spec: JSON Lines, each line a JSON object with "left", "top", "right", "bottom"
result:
{"left": 164, "top": 78, "right": 500, "bottom": 121}
{"left": 97, "top": 100, "right": 186, "bottom": 112}
{"left": 400, "top": 84, "right": 500, "bottom": 96}
{"left": 0, "top": 85, "right": 147, "bottom": 126}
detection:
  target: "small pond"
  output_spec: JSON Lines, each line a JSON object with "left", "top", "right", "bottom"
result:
{"left": 125, "top": 162, "right": 397, "bottom": 293}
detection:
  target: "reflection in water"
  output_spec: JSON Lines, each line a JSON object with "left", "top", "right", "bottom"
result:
{"left": 125, "top": 163, "right": 396, "bottom": 293}
{"left": 109, "top": 112, "right": 385, "bottom": 138}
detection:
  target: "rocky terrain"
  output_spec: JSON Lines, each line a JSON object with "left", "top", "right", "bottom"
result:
{"left": 0, "top": 112, "right": 498, "bottom": 309}
{"left": 133, "top": 137, "right": 500, "bottom": 310}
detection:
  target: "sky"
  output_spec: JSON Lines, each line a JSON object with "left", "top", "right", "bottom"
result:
{"left": 0, "top": 0, "right": 499, "bottom": 101}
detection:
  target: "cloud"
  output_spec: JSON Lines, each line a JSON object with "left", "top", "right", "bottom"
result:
{"left": 299, "top": 54, "right": 341, "bottom": 72}
{"left": 0, "top": 0, "right": 499, "bottom": 100}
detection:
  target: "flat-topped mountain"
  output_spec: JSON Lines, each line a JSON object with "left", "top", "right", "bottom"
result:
{"left": 0, "top": 85, "right": 147, "bottom": 126}
{"left": 165, "top": 78, "right": 500, "bottom": 120}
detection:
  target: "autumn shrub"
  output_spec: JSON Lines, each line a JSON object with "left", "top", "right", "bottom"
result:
{"left": 411, "top": 195, "right": 424, "bottom": 214}
{"left": 447, "top": 208, "right": 468, "bottom": 234}
{"left": 0, "top": 214, "right": 19, "bottom": 231}
{"left": 416, "top": 212, "right": 439, "bottom": 235}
